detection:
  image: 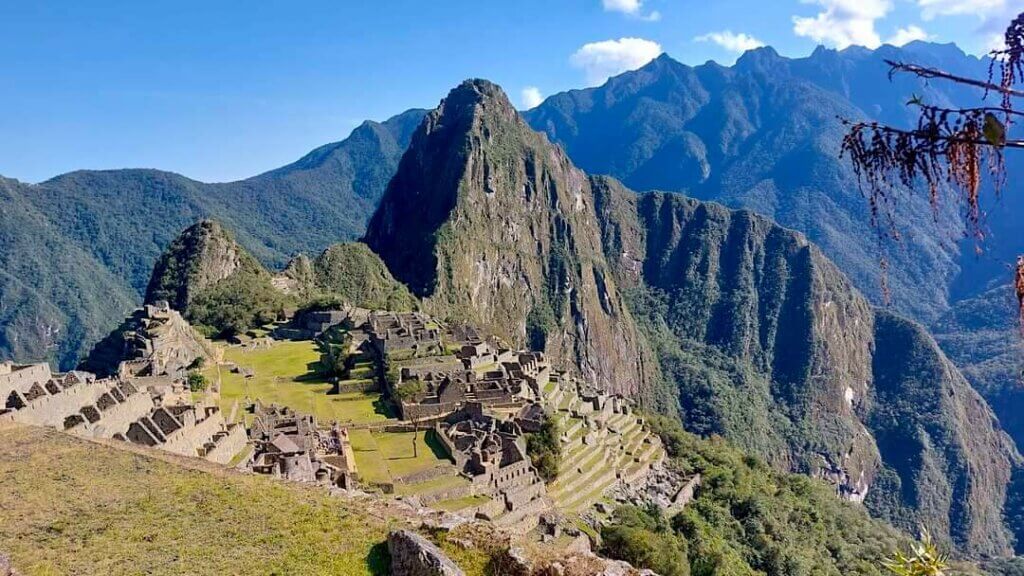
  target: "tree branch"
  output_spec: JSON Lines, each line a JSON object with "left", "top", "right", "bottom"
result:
{"left": 843, "top": 120, "right": 1024, "bottom": 149}
{"left": 886, "top": 60, "right": 1024, "bottom": 99}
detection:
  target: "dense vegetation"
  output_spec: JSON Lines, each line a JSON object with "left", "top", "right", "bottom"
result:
{"left": 187, "top": 272, "right": 288, "bottom": 337}
{"left": 297, "top": 242, "right": 418, "bottom": 311}
{"left": 524, "top": 414, "right": 562, "bottom": 482}
{"left": 0, "top": 110, "right": 425, "bottom": 369}
{"left": 603, "top": 414, "right": 907, "bottom": 576}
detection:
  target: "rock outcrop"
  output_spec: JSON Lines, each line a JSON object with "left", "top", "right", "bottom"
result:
{"left": 145, "top": 220, "right": 267, "bottom": 311}
{"left": 387, "top": 530, "right": 465, "bottom": 576}
{"left": 79, "top": 302, "right": 213, "bottom": 378}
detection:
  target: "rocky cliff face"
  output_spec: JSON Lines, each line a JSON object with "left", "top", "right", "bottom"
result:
{"left": 365, "top": 80, "right": 1019, "bottom": 555}
{"left": 868, "top": 311, "right": 1018, "bottom": 556}
{"left": 591, "top": 181, "right": 1019, "bottom": 555}
{"left": 365, "top": 80, "right": 652, "bottom": 399}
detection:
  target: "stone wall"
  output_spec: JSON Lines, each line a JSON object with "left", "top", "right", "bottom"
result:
{"left": 334, "top": 379, "right": 379, "bottom": 394}
{"left": 387, "top": 530, "right": 465, "bottom": 576}
{"left": 162, "top": 409, "right": 226, "bottom": 458}
{"left": 76, "top": 391, "right": 154, "bottom": 438}
{"left": 0, "top": 363, "right": 52, "bottom": 400}
{"left": 204, "top": 423, "right": 248, "bottom": 465}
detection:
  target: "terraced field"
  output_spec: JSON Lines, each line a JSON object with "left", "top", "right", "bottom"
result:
{"left": 541, "top": 380, "right": 664, "bottom": 515}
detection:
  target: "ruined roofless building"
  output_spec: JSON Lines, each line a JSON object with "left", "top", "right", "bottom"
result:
{"left": 247, "top": 403, "right": 358, "bottom": 487}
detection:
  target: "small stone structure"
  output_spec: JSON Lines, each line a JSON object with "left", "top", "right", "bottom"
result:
{"left": 387, "top": 530, "right": 465, "bottom": 576}
{"left": 247, "top": 403, "right": 358, "bottom": 488}
{"left": 434, "top": 405, "right": 550, "bottom": 530}
{"left": 388, "top": 339, "right": 548, "bottom": 422}
{"left": 368, "top": 311, "right": 441, "bottom": 356}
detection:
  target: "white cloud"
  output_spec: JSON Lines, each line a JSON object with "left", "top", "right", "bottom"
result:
{"left": 570, "top": 37, "right": 663, "bottom": 86}
{"left": 886, "top": 25, "right": 931, "bottom": 46}
{"left": 694, "top": 30, "right": 766, "bottom": 53}
{"left": 520, "top": 87, "right": 544, "bottom": 109}
{"left": 601, "top": 0, "right": 661, "bottom": 21}
{"left": 917, "top": 0, "right": 1007, "bottom": 20}
{"left": 792, "top": 0, "right": 893, "bottom": 49}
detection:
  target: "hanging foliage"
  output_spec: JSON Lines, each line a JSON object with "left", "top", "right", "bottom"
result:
{"left": 840, "top": 11, "right": 1024, "bottom": 334}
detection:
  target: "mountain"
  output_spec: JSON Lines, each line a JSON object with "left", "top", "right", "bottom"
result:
{"left": 365, "top": 79, "right": 656, "bottom": 402}
{"left": 523, "top": 44, "right": 1007, "bottom": 322}
{"left": 365, "top": 79, "right": 1021, "bottom": 555}
{"left": 0, "top": 108, "right": 426, "bottom": 369}
{"left": 523, "top": 42, "right": 1024, "bottom": 466}
{"left": 144, "top": 220, "right": 286, "bottom": 337}
{"left": 276, "top": 242, "right": 418, "bottom": 311}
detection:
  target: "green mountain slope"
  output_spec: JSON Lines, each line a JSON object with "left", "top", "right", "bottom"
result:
{"left": 0, "top": 177, "right": 136, "bottom": 367}
{"left": 366, "top": 79, "right": 1020, "bottom": 555}
{"left": 0, "top": 109, "right": 426, "bottom": 368}
{"left": 365, "top": 79, "right": 656, "bottom": 402}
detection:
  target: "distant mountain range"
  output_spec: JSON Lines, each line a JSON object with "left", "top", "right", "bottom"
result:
{"left": 0, "top": 108, "right": 425, "bottom": 368}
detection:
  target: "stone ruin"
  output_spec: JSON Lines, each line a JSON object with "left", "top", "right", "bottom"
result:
{"left": 83, "top": 300, "right": 211, "bottom": 380}
{"left": 434, "top": 404, "right": 551, "bottom": 532}
{"left": 368, "top": 311, "right": 442, "bottom": 356}
{"left": 1, "top": 354, "right": 244, "bottom": 465}
{"left": 387, "top": 338, "right": 550, "bottom": 422}
{"left": 245, "top": 402, "right": 358, "bottom": 488}
{"left": 272, "top": 306, "right": 371, "bottom": 341}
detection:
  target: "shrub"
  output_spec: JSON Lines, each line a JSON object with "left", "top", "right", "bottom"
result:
{"left": 601, "top": 505, "right": 690, "bottom": 576}
{"left": 186, "top": 371, "right": 209, "bottom": 392}
{"left": 525, "top": 415, "right": 561, "bottom": 482}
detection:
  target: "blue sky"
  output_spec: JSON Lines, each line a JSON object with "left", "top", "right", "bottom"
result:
{"left": 1, "top": 0, "right": 1019, "bottom": 183}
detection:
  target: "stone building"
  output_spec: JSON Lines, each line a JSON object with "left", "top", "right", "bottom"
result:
{"left": 1, "top": 361, "right": 245, "bottom": 465}
{"left": 247, "top": 403, "right": 358, "bottom": 487}
{"left": 368, "top": 311, "right": 441, "bottom": 356}
{"left": 434, "top": 405, "right": 550, "bottom": 530}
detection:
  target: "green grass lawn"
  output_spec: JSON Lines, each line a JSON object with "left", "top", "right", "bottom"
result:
{"left": 217, "top": 340, "right": 393, "bottom": 425}
{"left": 349, "top": 429, "right": 392, "bottom": 486}
{"left": 373, "top": 430, "right": 451, "bottom": 479}
{"left": 394, "top": 474, "right": 470, "bottom": 497}
{"left": 0, "top": 426, "right": 392, "bottom": 575}
{"left": 349, "top": 429, "right": 453, "bottom": 487}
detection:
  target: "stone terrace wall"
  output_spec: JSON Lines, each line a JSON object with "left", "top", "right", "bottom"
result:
{"left": 204, "top": 424, "right": 248, "bottom": 465}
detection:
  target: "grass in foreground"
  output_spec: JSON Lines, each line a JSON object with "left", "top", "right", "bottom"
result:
{"left": 0, "top": 425, "right": 393, "bottom": 576}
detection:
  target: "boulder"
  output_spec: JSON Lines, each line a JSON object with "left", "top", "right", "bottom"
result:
{"left": 0, "top": 553, "right": 19, "bottom": 576}
{"left": 387, "top": 530, "right": 465, "bottom": 576}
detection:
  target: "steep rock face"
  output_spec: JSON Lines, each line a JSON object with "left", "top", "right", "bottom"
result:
{"left": 145, "top": 220, "right": 264, "bottom": 311}
{"left": 594, "top": 181, "right": 879, "bottom": 495}
{"left": 365, "top": 80, "right": 651, "bottom": 398}
{"left": 591, "top": 180, "right": 1019, "bottom": 555}
{"left": 868, "top": 311, "right": 1018, "bottom": 556}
